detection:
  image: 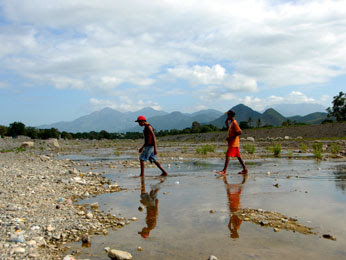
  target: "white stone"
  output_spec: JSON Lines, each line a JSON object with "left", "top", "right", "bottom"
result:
{"left": 21, "top": 141, "right": 34, "bottom": 148}
{"left": 246, "top": 137, "right": 255, "bottom": 142}
{"left": 108, "top": 249, "right": 132, "bottom": 260}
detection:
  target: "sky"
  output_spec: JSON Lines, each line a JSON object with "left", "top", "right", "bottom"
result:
{"left": 0, "top": 0, "right": 346, "bottom": 126}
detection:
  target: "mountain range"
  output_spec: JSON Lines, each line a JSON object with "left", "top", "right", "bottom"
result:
{"left": 38, "top": 104, "right": 328, "bottom": 133}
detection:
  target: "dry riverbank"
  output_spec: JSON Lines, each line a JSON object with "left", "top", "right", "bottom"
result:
{"left": 0, "top": 151, "right": 124, "bottom": 260}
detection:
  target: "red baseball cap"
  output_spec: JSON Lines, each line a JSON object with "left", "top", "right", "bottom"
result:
{"left": 135, "top": 115, "right": 146, "bottom": 122}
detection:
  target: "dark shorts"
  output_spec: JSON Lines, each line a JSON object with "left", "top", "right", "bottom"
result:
{"left": 140, "top": 146, "right": 156, "bottom": 163}
{"left": 226, "top": 147, "right": 241, "bottom": 157}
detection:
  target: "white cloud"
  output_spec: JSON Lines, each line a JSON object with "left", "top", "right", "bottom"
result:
{"left": 0, "top": 0, "right": 346, "bottom": 101}
{"left": 167, "top": 64, "right": 226, "bottom": 85}
{"left": 239, "top": 91, "right": 319, "bottom": 111}
{"left": 89, "top": 97, "right": 162, "bottom": 112}
{"left": 167, "top": 64, "right": 258, "bottom": 94}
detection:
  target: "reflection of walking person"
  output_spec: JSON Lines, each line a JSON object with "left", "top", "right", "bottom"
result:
{"left": 216, "top": 109, "right": 248, "bottom": 175}
{"left": 138, "top": 176, "right": 166, "bottom": 238}
{"left": 223, "top": 173, "right": 248, "bottom": 239}
{"left": 135, "top": 115, "right": 168, "bottom": 177}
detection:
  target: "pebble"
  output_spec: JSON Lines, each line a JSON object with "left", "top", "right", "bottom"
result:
{"left": 108, "top": 249, "right": 133, "bottom": 260}
{"left": 0, "top": 149, "right": 126, "bottom": 259}
{"left": 322, "top": 234, "right": 336, "bottom": 241}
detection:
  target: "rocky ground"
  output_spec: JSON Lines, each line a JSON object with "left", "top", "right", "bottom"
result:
{"left": 0, "top": 144, "right": 128, "bottom": 260}
{"left": 0, "top": 127, "right": 345, "bottom": 259}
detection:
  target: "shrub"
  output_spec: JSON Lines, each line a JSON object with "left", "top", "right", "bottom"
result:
{"left": 287, "top": 150, "right": 293, "bottom": 159}
{"left": 268, "top": 143, "right": 281, "bottom": 157}
{"left": 114, "top": 149, "right": 120, "bottom": 156}
{"left": 243, "top": 143, "right": 255, "bottom": 154}
{"left": 330, "top": 143, "right": 340, "bottom": 155}
{"left": 196, "top": 144, "right": 215, "bottom": 155}
{"left": 312, "top": 142, "right": 323, "bottom": 160}
{"left": 273, "top": 143, "right": 281, "bottom": 157}
{"left": 300, "top": 143, "right": 307, "bottom": 153}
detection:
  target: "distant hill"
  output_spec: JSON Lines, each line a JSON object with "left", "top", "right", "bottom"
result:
{"left": 261, "top": 108, "right": 287, "bottom": 126}
{"left": 38, "top": 107, "right": 223, "bottom": 133}
{"left": 209, "top": 104, "right": 327, "bottom": 128}
{"left": 210, "top": 104, "right": 262, "bottom": 128}
{"left": 288, "top": 112, "right": 328, "bottom": 125}
{"left": 38, "top": 107, "right": 168, "bottom": 133}
{"left": 129, "top": 109, "right": 223, "bottom": 132}
{"left": 38, "top": 104, "right": 328, "bottom": 133}
{"left": 268, "top": 103, "right": 326, "bottom": 117}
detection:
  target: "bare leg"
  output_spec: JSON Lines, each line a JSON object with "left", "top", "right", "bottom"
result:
{"left": 216, "top": 156, "right": 230, "bottom": 175}
{"left": 237, "top": 156, "right": 248, "bottom": 174}
{"left": 153, "top": 161, "right": 168, "bottom": 176}
{"left": 140, "top": 160, "right": 145, "bottom": 177}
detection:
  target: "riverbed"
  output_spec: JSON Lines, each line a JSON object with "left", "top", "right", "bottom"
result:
{"left": 65, "top": 152, "right": 346, "bottom": 260}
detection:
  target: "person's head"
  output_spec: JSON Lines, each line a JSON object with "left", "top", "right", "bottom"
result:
{"left": 135, "top": 115, "right": 147, "bottom": 126}
{"left": 226, "top": 109, "right": 236, "bottom": 119}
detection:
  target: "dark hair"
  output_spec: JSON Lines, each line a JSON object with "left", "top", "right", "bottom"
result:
{"left": 227, "top": 109, "right": 236, "bottom": 117}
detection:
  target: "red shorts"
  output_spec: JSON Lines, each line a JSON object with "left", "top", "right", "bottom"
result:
{"left": 226, "top": 147, "right": 241, "bottom": 157}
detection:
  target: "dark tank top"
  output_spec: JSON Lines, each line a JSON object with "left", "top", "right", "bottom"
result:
{"left": 144, "top": 124, "right": 154, "bottom": 146}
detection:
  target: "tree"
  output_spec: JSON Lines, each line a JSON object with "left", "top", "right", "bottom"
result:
{"left": 0, "top": 125, "right": 8, "bottom": 137}
{"left": 327, "top": 91, "right": 346, "bottom": 121}
{"left": 256, "top": 118, "right": 262, "bottom": 128}
{"left": 282, "top": 120, "right": 291, "bottom": 127}
{"left": 191, "top": 121, "right": 201, "bottom": 132}
{"left": 25, "top": 127, "right": 38, "bottom": 139}
{"left": 247, "top": 117, "right": 253, "bottom": 127}
{"left": 239, "top": 121, "right": 250, "bottom": 129}
{"left": 7, "top": 122, "right": 25, "bottom": 137}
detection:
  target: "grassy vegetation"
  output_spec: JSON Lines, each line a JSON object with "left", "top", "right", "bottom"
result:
{"left": 114, "top": 149, "right": 121, "bottom": 156}
{"left": 243, "top": 143, "right": 256, "bottom": 154}
{"left": 267, "top": 143, "right": 282, "bottom": 157}
{"left": 0, "top": 147, "right": 26, "bottom": 153}
{"left": 196, "top": 144, "right": 215, "bottom": 155}
{"left": 300, "top": 143, "right": 307, "bottom": 152}
{"left": 312, "top": 142, "right": 323, "bottom": 160}
{"left": 330, "top": 143, "right": 340, "bottom": 155}
{"left": 287, "top": 150, "right": 293, "bottom": 159}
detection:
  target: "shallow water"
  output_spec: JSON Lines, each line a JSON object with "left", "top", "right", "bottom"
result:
{"left": 67, "top": 156, "right": 346, "bottom": 260}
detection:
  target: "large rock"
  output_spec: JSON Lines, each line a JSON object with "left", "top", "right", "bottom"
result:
{"left": 47, "top": 138, "right": 60, "bottom": 149}
{"left": 108, "top": 249, "right": 132, "bottom": 260}
{"left": 246, "top": 137, "right": 255, "bottom": 142}
{"left": 21, "top": 141, "right": 34, "bottom": 148}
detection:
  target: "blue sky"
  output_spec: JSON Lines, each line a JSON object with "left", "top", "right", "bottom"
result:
{"left": 0, "top": 0, "right": 345, "bottom": 126}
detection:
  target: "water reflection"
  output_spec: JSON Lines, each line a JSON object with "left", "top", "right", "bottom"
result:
{"left": 222, "top": 174, "right": 248, "bottom": 239}
{"left": 138, "top": 176, "right": 166, "bottom": 238}
{"left": 334, "top": 165, "right": 346, "bottom": 194}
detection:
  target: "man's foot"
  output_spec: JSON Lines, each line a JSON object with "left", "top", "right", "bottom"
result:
{"left": 238, "top": 169, "right": 248, "bottom": 174}
{"left": 216, "top": 170, "right": 226, "bottom": 175}
{"left": 160, "top": 172, "right": 168, "bottom": 177}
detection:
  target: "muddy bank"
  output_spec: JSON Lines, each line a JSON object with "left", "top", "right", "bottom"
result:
{"left": 0, "top": 152, "right": 124, "bottom": 259}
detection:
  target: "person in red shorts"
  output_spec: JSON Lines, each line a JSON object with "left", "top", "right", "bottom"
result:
{"left": 216, "top": 109, "right": 248, "bottom": 175}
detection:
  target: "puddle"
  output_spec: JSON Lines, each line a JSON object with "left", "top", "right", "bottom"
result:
{"left": 66, "top": 156, "right": 346, "bottom": 260}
